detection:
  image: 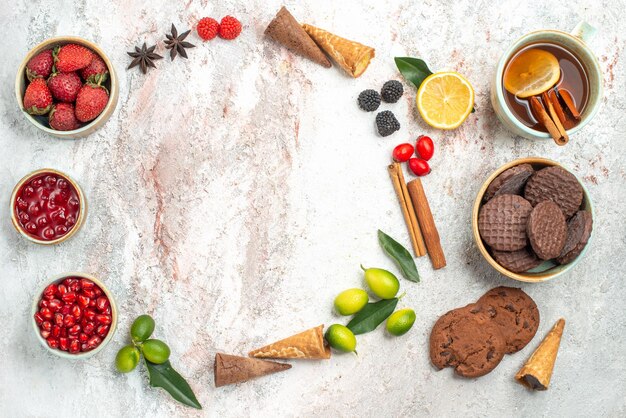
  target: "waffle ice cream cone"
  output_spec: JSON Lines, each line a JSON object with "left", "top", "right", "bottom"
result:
{"left": 302, "top": 24, "right": 374, "bottom": 78}
{"left": 214, "top": 353, "right": 291, "bottom": 387}
{"left": 265, "top": 7, "right": 331, "bottom": 68}
{"left": 515, "top": 318, "right": 565, "bottom": 390}
{"left": 249, "top": 325, "right": 331, "bottom": 359}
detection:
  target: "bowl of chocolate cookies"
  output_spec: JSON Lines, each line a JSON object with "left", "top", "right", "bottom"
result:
{"left": 472, "top": 157, "right": 593, "bottom": 282}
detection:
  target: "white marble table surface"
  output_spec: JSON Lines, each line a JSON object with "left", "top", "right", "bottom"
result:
{"left": 1, "top": 0, "right": 625, "bottom": 416}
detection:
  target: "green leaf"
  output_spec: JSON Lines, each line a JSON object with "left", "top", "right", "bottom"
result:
{"left": 144, "top": 359, "right": 202, "bottom": 409}
{"left": 378, "top": 230, "right": 420, "bottom": 282}
{"left": 347, "top": 298, "right": 398, "bottom": 335}
{"left": 394, "top": 57, "right": 433, "bottom": 88}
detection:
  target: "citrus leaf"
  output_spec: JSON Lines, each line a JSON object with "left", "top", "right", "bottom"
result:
{"left": 378, "top": 230, "right": 420, "bottom": 282}
{"left": 145, "top": 359, "right": 202, "bottom": 409}
{"left": 394, "top": 57, "right": 433, "bottom": 88}
{"left": 347, "top": 298, "right": 398, "bottom": 335}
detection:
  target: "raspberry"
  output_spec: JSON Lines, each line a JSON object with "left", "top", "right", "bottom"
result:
{"left": 197, "top": 17, "right": 219, "bottom": 41}
{"left": 357, "top": 89, "right": 381, "bottom": 112}
{"left": 218, "top": 16, "right": 242, "bottom": 40}
{"left": 381, "top": 80, "right": 403, "bottom": 103}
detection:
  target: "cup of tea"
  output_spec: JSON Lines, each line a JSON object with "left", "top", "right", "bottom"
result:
{"left": 491, "top": 22, "right": 603, "bottom": 143}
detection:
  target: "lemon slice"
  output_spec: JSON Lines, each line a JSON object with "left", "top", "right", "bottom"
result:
{"left": 503, "top": 49, "right": 560, "bottom": 98}
{"left": 416, "top": 72, "right": 475, "bottom": 130}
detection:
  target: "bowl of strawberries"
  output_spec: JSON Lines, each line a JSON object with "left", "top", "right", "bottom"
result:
{"left": 15, "top": 36, "right": 118, "bottom": 139}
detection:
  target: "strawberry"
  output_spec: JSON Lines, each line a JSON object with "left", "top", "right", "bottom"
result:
{"left": 75, "top": 84, "right": 109, "bottom": 122}
{"left": 55, "top": 44, "right": 93, "bottom": 73}
{"left": 26, "top": 49, "right": 54, "bottom": 81}
{"left": 48, "top": 72, "right": 82, "bottom": 102}
{"left": 80, "top": 55, "right": 108, "bottom": 84}
{"left": 23, "top": 78, "right": 53, "bottom": 115}
{"left": 49, "top": 103, "right": 80, "bottom": 131}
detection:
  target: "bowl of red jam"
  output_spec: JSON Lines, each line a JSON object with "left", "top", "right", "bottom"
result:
{"left": 10, "top": 169, "right": 86, "bottom": 244}
{"left": 31, "top": 273, "right": 117, "bottom": 359}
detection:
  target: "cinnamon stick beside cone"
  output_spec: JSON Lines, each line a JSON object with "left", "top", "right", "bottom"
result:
{"left": 387, "top": 163, "right": 427, "bottom": 257}
{"left": 530, "top": 96, "right": 566, "bottom": 146}
{"left": 407, "top": 179, "right": 446, "bottom": 269}
{"left": 542, "top": 92, "right": 569, "bottom": 145}
{"left": 558, "top": 89, "right": 581, "bottom": 120}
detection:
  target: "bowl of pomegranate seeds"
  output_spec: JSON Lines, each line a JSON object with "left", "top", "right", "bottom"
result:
{"left": 10, "top": 169, "right": 86, "bottom": 245}
{"left": 32, "top": 273, "right": 117, "bottom": 359}
{"left": 15, "top": 36, "right": 118, "bottom": 139}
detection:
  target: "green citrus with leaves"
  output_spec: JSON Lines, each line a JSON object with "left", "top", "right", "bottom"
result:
{"left": 386, "top": 308, "right": 416, "bottom": 336}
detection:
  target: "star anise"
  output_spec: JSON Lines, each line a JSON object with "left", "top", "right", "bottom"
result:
{"left": 164, "top": 24, "right": 195, "bottom": 61}
{"left": 127, "top": 43, "right": 163, "bottom": 74}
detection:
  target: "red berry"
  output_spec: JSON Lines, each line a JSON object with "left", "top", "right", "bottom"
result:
{"left": 80, "top": 279, "right": 94, "bottom": 290}
{"left": 52, "top": 325, "right": 61, "bottom": 338}
{"left": 57, "top": 284, "right": 68, "bottom": 295}
{"left": 96, "top": 297, "right": 109, "bottom": 311}
{"left": 55, "top": 44, "right": 93, "bottom": 73}
{"left": 83, "top": 322, "right": 95, "bottom": 335}
{"left": 95, "top": 314, "right": 112, "bottom": 325}
{"left": 41, "top": 321, "right": 52, "bottom": 331}
{"left": 71, "top": 304, "right": 82, "bottom": 319}
{"left": 47, "top": 72, "right": 82, "bottom": 102}
{"left": 392, "top": 143, "right": 415, "bottom": 162}
{"left": 87, "top": 335, "right": 102, "bottom": 349}
{"left": 46, "top": 338, "right": 59, "bottom": 349}
{"left": 63, "top": 314, "right": 75, "bottom": 327}
{"left": 54, "top": 313, "right": 64, "bottom": 325}
{"left": 79, "top": 333, "right": 88, "bottom": 343}
{"left": 59, "top": 337, "right": 69, "bottom": 351}
{"left": 69, "top": 340, "right": 80, "bottom": 354}
{"left": 197, "top": 17, "right": 219, "bottom": 41}
{"left": 75, "top": 84, "right": 109, "bottom": 122}
{"left": 415, "top": 135, "right": 434, "bottom": 161}
{"left": 48, "top": 299, "right": 62, "bottom": 311}
{"left": 218, "top": 16, "right": 242, "bottom": 40}
{"left": 26, "top": 49, "right": 54, "bottom": 81}
{"left": 23, "top": 78, "right": 53, "bottom": 115}
{"left": 40, "top": 307, "right": 53, "bottom": 320}
{"left": 34, "top": 312, "right": 44, "bottom": 325}
{"left": 408, "top": 158, "right": 431, "bottom": 176}
{"left": 80, "top": 55, "right": 108, "bottom": 83}
{"left": 77, "top": 295, "right": 90, "bottom": 308}
{"left": 96, "top": 324, "right": 110, "bottom": 337}
{"left": 61, "top": 292, "right": 76, "bottom": 303}
{"left": 84, "top": 309, "right": 96, "bottom": 322}
{"left": 41, "top": 330, "right": 51, "bottom": 339}
{"left": 49, "top": 103, "right": 80, "bottom": 131}
{"left": 69, "top": 324, "right": 81, "bottom": 335}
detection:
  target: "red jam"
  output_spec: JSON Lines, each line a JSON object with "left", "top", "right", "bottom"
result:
{"left": 34, "top": 277, "right": 112, "bottom": 354}
{"left": 14, "top": 172, "right": 81, "bottom": 241}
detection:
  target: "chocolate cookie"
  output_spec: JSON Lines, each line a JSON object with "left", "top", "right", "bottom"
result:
{"left": 484, "top": 163, "right": 534, "bottom": 201}
{"left": 524, "top": 166, "right": 583, "bottom": 218}
{"left": 557, "top": 210, "right": 593, "bottom": 265}
{"left": 478, "top": 194, "right": 533, "bottom": 251}
{"left": 430, "top": 304, "right": 506, "bottom": 378}
{"left": 527, "top": 201, "right": 567, "bottom": 260}
{"left": 492, "top": 247, "right": 542, "bottom": 273}
{"left": 476, "top": 287, "right": 540, "bottom": 354}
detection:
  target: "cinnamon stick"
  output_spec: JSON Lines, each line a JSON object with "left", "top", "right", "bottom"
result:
{"left": 530, "top": 96, "right": 566, "bottom": 146}
{"left": 547, "top": 90, "right": 567, "bottom": 124}
{"left": 558, "top": 89, "right": 581, "bottom": 120}
{"left": 387, "top": 163, "right": 426, "bottom": 257}
{"left": 542, "top": 92, "right": 569, "bottom": 146}
{"left": 407, "top": 179, "right": 446, "bottom": 269}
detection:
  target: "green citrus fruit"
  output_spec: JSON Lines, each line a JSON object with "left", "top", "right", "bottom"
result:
{"left": 334, "top": 288, "right": 368, "bottom": 315}
{"left": 325, "top": 324, "right": 357, "bottom": 353}
{"left": 386, "top": 308, "right": 416, "bottom": 336}
{"left": 142, "top": 339, "right": 171, "bottom": 364}
{"left": 363, "top": 267, "right": 399, "bottom": 299}
{"left": 116, "top": 345, "right": 140, "bottom": 373}
{"left": 131, "top": 314, "right": 155, "bottom": 342}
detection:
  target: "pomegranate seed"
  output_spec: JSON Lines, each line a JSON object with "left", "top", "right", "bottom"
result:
{"left": 69, "top": 324, "right": 81, "bottom": 335}
{"left": 77, "top": 295, "right": 90, "bottom": 308}
{"left": 95, "top": 314, "right": 112, "bottom": 325}
{"left": 43, "top": 284, "right": 57, "bottom": 297}
{"left": 57, "top": 284, "right": 68, "bottom": 296}
{"left": 84, "top": 309, "right": 96, "bottom": 321}
{"left": 61, "top": 292, "right": 76, "bottom": 303}
{"left": 60, "top": 304, "right": 71, "bottom": 315}
{"left": 40, "top": 330, "right": 51, "bottom": 339}
{"left": 46, "top": 338, "right": 59, "bottom": 348}
{"left": 83, "top": 322, "right": 95, "bottom": 335}
{"left": 60, "top": 327, "right": 68, "bottom": 338}
{"left": 71, "top": 305, "right": 82, "bottom": 319}
{"left": 96, "top": 325, "right": 110, "bottom": 337}
{"left": 68, "top": 333, "right": 79, "bottom": 340}
{"left": 69, "top": 282, "right": 80, "bottom": 293}
{"left": 96, "top": 297, "right": 109, "bottom": 311}
{"left": 88, "top": 299, "right": 96, "bottom": 308}
{"left": 40, "top": 307, "right": 53, "bottom": 320}
{"left": 81, "top": 343, "right": 90, "bottom": 352}
{"left": 41, "top": 321, "right": 52, "bottom": 331}
{"left": 48, "top": 299, "right": 62, "bottom": 311}
{"left": 59, "top": 337, "right": 69, "bottom": 351}
{"left": 93, "top": 287, "right": 103, "bottom": 297}
{"left": 69, "top": 340, "right": 80, "bottom": 354}
{"left": 87, "top": 335, "right": 102, "bottom": 348}
{"left": 80, "top": 278, "right": 94, "bottom": 290}
{"left": 39, "top": 299, "right": 49, "bottom": 308}
{"left": 54, "top": 313, "right": 64, "bottom": 325}
{"left": 82, "top": 289, "right": 96, "bottom": 299}
{"left": 79, "top": 333, "right": 88, "bottom": 343}
{"left": 63, "top": 315, "right": 75, "bottom": 327}
{"left": 34, "top": 312, "right": 44, "bottom": 325}
{"left": 63, "top": 278, "right": 75, "bottom": 287}
{"left": 52, "top": 325, "right": 61, "bottom": 338}
{"left": 103, "top": 306, "right": 111, "bottom": 315}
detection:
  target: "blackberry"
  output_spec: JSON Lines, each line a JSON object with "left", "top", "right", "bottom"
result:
{"left": 381, "top": 80, "right": 403, "bottom": 103}
{"left": 357, "top": 89, "right": 381, "bottom": 112}
{"left": 375, "top": 110, "right": 400, "bottom": 137}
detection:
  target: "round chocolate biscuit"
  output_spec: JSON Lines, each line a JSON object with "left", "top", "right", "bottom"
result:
{"left": 557, "top": 210, "right": 593, "bottom": 265}
{"left": 478, "top": 194, "right": 533, "bottom": 251}
{"left": 476, "top": 287, "right": 540, "bottom": 354}
{"left": 430, "top": 304, "right": 506, "bottom": 378}
{"left": 527, "top": 201, "right": 567, "bottom": 260}
{"left": 492, "top": 247, "right": 542, "bottom": 273}
{"left": 524, "top": 166, "right": 583, "bottom": 218}
{"left": 484, "top": 163, "right": 534, "bottom": 201}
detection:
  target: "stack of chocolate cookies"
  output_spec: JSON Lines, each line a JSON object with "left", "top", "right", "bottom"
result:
{"left": 430, "top": 287, "right": 539, "bottom": 378}
{"left": 478, "top": 164, "right": 593, "bottom": 273}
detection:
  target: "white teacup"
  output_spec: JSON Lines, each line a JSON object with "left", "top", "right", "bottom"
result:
{"left": 491, "top": 22, "right": 603, "bottom": 140}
